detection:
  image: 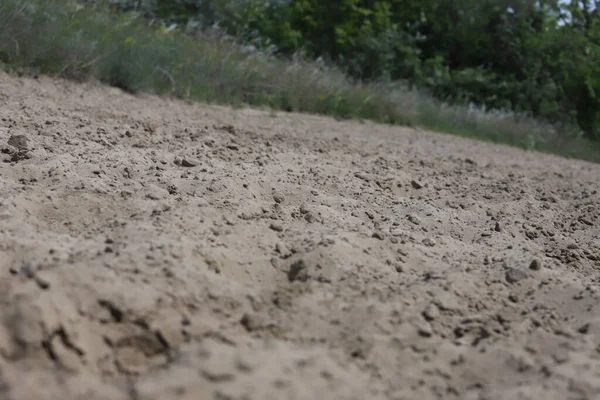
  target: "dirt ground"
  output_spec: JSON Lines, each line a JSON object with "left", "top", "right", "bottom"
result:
{"left": 0, "top": 71, "right": 599, "bottom": 400}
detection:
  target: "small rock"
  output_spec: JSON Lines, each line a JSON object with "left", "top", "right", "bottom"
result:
{"left": 204, "top": 255, "right": 221, "bottom": 274}
{"left": 121, "top": 189, "right": 134, "bottom": 198}
{"left": 422, "top": 238, "right": 436, "bottom": 247}
{"left": 435, "top": 291, "right": 461, "bottom": 312}
{"left": 304, "top": 212, "right": 317, "bottom": 223}
{"left": 505, "top": 268, "right": 528, "bottom": 284}
{"left": 115, "top": 347, "right": 154, "bottom": 375}
{"left": 529, "top": 259, "right": 543, "bottom": 271}
{"left": 354, "top": 172, "right": 370, "bottom": 182}
{"left": 579, "top": 217, "right": 593, "bottom": 226}
{"left": 150, "top": 313, "right": 187, "bottom": 349}
{"left": 240, "top": 313, "right": 267, "bottom": 332}
{"left": 33, "top": 275, "right": 50, "bottom": 290}
{"left": 273, "top": 193, "right": 285, "bottom": 204}
{"left": 288, "top": 259, "right": 308, "bottom": 282}
{"left": 270, "top": 257, "right": 280, "bottom": 269}
{"left": 411, "top": 180, "right": 424, "bottom": 189}
{"left": 494, "top": 222, "right": 502, "bottom": 232}
{"left": 10, "top": 151, "right": 31, "bottom": 161}
{"left": 578, "top": 323, "right": 590, "bottom": 334}
{"left": 422, "top": 303, "right": 439, "bottom": 321}
{"left": 389, "top": 227, "right": 403, "bottom": 237}
{"left": 145, "top": 187, "right": 165, "bottom": 200}
{"left": 180, "top": 157, "right": 201, "bottom": 167}
{"left": 8, "top": 135, "right": 29, "bottom": 151}
{"left": 275, "top": 242, "right": 291, "bottom": 258}
{"left": 416, "top": 321, "right": 433, "bottom": 337}
{"left": 269, "top": 222, "right": 284, "bottom": 232}
{"left": 407, "top": 215, "right": 421, "bottom": 225}
{"left": 372, "top": 231, "right": 385, "bottom": 241}
{"left": 1, "top": 144, "right": 18, "bottom": 154}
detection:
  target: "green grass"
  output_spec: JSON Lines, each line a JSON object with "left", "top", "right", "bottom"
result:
{"left": 1, "top": 0, "right": 599, "bottom": 162}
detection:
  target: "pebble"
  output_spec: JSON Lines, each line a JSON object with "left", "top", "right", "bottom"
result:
{"left": 389, "top": 227, "right": 404, "bottom": 237}
{"left": 354, "top": 172, "right": 370, "bottom": 182}
{"left": 269, "top": 222, "right": 284, "bottom": 232}
{"left": 304, "top": 212, "right": 317, "bottom": 223}
{"left": 422, "top": 303, "right": 439, "bottom": 321}
{"left": 529, "top": 259, "right": 543, "bottom": 271}
{"left": 8, "top": 134, "right": 29, "bottom": 151}
{"left": 411, "top": 180, "right": 424, "bottom": 189}
{"left": 1, "top": 144, "right": 18, "bottom": 155}
{"left": 145, "top": 185, "right": 167, "bottom": 200}
{"left": 407, "top": 215, "right": 421, "bottom": 225}
{"left": 579, "top": 217, "right": 593, "bottom": 226}
{"left": 578, "top": 323, "right": 590, "bottom": 334}
{"left": 416, "top": 321, "right": 433, "bottom": 337}
{"left": 240, "top": 312, "right": 267, "bottom": 332}
{"left": 435, "top": 291, "right": 461, "bottom": 312}
{"left": 34, "top": 274, "right": 50, "bottom": 290}
{"left": 422, "top": 238, "right": 436, "bottom": 247}
{"left": 505, "top": 268, "right": 528, "bottom": 284}
{"left": 372, "top": 231, "right": 385, "bottom": 240}
{"left": 181, "top": 157, "right": 201, "bottom": 167}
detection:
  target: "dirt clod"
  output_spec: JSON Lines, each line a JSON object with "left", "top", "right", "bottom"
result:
{"left": 506, "top": 268, "right": 528, "bottom": 284}
{"left": 7, "top": 134, "right": 29, "bottom": 151}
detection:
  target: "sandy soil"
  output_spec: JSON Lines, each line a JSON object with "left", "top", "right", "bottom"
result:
{"left": 0, "top": 71, "right": 599, "bottom": 400}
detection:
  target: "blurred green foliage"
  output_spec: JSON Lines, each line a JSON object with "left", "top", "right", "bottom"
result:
{"left": 99, "top": 0, "right": 600, "bottom": 141}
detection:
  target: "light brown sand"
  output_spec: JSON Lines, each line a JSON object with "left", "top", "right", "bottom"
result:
{"left": 0, "top": 72, "right": 599, "bottom": 400}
